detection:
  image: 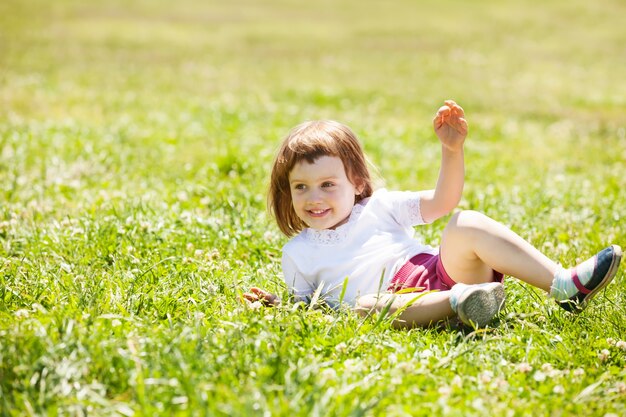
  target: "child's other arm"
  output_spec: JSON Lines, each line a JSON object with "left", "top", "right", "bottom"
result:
{"left": 419, "top": 100, "right": 467, "bottom": 223}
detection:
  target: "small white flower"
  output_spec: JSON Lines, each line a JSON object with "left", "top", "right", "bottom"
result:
{"left": 553, "top": 385, "right": 565, "bottom": 394}
{"left": 496, "top": 378, "right": 509, "bottom": 389}
{"left": 480, "top": 371, "right": 493, "bottom": 384}
{"left": 343, "top": 359, "right": 359, "bottom": 372}
{"left": 451, "top": 375, "right": 463, "bottom": 387}
{"left": 616, "top": 340, "right": 626, "bottom": 351}
{"left": 599, "top": 349, "right": 610, "bottom": 362}
{"left": 517, "top": 363, "right": 532, "bottom": 373}
{"left": 321, "top": 315, "right": 334, "bottom": 323}
{"left": 320, "top": 368, "right": 337, "bottom": 382}
{"left": 111, "top": 319, "right": 122, "bottom": 327}
{"left": 471, "top": 398, "right": 484, "bottom": 411}
{"left": 420, "top": 349, "right": 433, "bottom": 359}
{"left": 438, "top": 385, "right": 452, "bottom": 395}
{"left": 194, "top": 249, "right": 204, "bottom": 258}
{"left": 335, "top": 342, "right": 348, "bottom": 353}
{"left": 541, "top": 363, "right": 554, "bottom": 373}
{"left": 616, "top": 382, "right": 626, "bottom": 394}
{"left": 397, "top": 362, "right": 413, "bottom": 373}
{"left": 15, "top": 309, "right": 29, "bottom": 318}
{"left": 573, "top": 368, "right": 585, "bottom": 377}
{"left": 607, "top": 338, "right": 616, "bottom": 346}
{"left": 533, "top": 371, "right": 547, "bottom": 382}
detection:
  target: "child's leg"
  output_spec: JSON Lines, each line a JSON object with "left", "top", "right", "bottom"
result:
{"left": 439, "top": 210, "right": 622, "bottom": 311}
{"left": 440, "top": 210, "right": 558, "bottom": 291}
{"left": 355, "top": 284, "right": 504, "bottom": 329}
{"left": 355, "top": 291, "right": 454, "bottom": 329}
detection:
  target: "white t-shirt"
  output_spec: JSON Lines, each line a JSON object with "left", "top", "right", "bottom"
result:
{"left": 281, "top": 188, "right": 438, "bottom": 308}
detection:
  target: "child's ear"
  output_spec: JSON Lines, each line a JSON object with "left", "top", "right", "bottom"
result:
{"left": 355, "top": 179, "right": 365, "bottom": 196}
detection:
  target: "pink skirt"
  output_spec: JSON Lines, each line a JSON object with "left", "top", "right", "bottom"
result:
{"left": 387, "top": 252, "right": 504, "bottom": 293}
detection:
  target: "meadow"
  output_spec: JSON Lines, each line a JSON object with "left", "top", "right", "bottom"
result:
{"left": 1, "top": 0, "right": 626, "bottom": 415}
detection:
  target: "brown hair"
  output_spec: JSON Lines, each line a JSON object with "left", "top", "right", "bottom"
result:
{"left": 268, "top": 120, "right": 374, "bottom": 237}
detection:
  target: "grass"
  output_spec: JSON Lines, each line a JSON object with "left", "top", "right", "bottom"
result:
{"left": 1, "top": 0, "right": 626, "bottom": 415}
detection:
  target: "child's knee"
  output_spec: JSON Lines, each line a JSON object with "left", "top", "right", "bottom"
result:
{"left": 446, "top": 210, "right": 485, "bottom": 235}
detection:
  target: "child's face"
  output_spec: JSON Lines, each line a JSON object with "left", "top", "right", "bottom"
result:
{"left": 289, "top": 155, "right": 363, "bottom": 231}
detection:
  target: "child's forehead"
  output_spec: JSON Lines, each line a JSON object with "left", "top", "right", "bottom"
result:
{"left": 289, "top": 155, "right": 347, "bottom": 178}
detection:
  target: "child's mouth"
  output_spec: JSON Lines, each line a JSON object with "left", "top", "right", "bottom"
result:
{"left": 308, "top": 208, "right": 330, "bottom": 218}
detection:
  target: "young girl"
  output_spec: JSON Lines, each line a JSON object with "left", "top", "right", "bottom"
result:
{"left": 243, "top": 100, "right": 622, "bottom": 328}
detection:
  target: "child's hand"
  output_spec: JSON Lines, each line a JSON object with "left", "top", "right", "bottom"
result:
{"left": 242, "top": 287, "right": 281, "bottom": 307}
{"left": 433, "top": 100, "right": 468, "bottom": 152}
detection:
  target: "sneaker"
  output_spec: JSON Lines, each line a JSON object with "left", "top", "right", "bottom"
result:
{"left": 557, "top": 245, "right": 622, "bottom": 312}
{"left": 456, "top": 282, "right": 506, "bottom": 328}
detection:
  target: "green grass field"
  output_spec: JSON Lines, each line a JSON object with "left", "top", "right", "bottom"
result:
{"left": 2, "top": 0, "right": 626, "bottom": 415}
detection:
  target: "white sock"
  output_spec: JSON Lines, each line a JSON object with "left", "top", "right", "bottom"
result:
{"left": 549, "top": 257, "right": 596, "bottom": 301}
{"left": 449, "top": 283, "right": 472, "bottom": 312}
{"left": 550, "top": 267, "right": 576, "bottom": 300}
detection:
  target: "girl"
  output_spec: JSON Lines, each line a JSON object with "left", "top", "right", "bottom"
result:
{"left": 243, "top": 100, "right": 622, "bottom": 329}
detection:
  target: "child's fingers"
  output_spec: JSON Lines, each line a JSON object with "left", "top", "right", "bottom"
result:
{"left": 249, "top": 287, "right": 279, "bottom": 304}
{"left": 442, "top": 100, "right": 464, "bottom": 118}
{"left": 452, "top": 104, "right": 465, "bottom": 118}
{"left": 242, "top": 292, "right": 259, "bottom": 302}
{"left": 434, "top": 106, "right": 450, "bottom": 126}
{"left": 250, "top": 287, "right": 270, "bottom": 297}
{"left": 437, "top": 106, "right": 451, "bottom": 116}
{"left": 456, "top": 117, "right": 469, "bottom": 134}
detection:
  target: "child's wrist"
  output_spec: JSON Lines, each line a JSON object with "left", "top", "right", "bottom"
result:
{"left": 441, "top": 143, "right": 465, "bottom": 153}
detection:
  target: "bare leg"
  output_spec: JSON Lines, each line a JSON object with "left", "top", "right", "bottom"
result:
{"left": 440, "top": 210, "right": 559, "bottom": 291}
{"left": 355, "top": 291, "right": 453, "bottom": 329}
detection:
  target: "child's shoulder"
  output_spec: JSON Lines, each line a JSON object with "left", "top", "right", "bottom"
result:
{"left": 370, "top": 188, "right": 421, "bottom": 205}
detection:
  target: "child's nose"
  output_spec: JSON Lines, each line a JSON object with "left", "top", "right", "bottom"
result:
{"left": 307, "top": 188, "right": 323, "bottom": 203}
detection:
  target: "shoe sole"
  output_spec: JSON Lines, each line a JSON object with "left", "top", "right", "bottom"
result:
{"left": 456, "top": 282, "right": 506, "bottom": 328}
{"left": 577, "top": 244, "right": 622, "bottom": 310}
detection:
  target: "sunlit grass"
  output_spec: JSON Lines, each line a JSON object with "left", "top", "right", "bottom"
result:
{"left": 1, "top": 0, "right": 626, "bottom": 415}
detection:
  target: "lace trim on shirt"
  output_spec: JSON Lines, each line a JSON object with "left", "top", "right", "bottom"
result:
{"left": 406, "top": 196, "right": 426, "bottom": 225}
{"left": 303, "top": 204, "right": 365, "bottom": 245}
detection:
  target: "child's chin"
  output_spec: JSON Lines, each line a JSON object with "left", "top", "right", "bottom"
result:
{"left": 306, "top": 220, "right": 333, "bottom": 230}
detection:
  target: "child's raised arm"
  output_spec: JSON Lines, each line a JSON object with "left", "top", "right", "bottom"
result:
{"left": 419, "top": 100, "right": 467, "bottom": 223}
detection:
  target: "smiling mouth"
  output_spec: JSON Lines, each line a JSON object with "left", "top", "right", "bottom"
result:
{"left": 307, "top": 208, "right": 330, "bottom": 217}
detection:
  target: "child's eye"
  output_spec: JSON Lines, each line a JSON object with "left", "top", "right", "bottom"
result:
{"left": 322, "top": 182, "right": 334, "bottom": 188}
{"left": 294, "top": 184, "right": 306, "bottom": 190}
